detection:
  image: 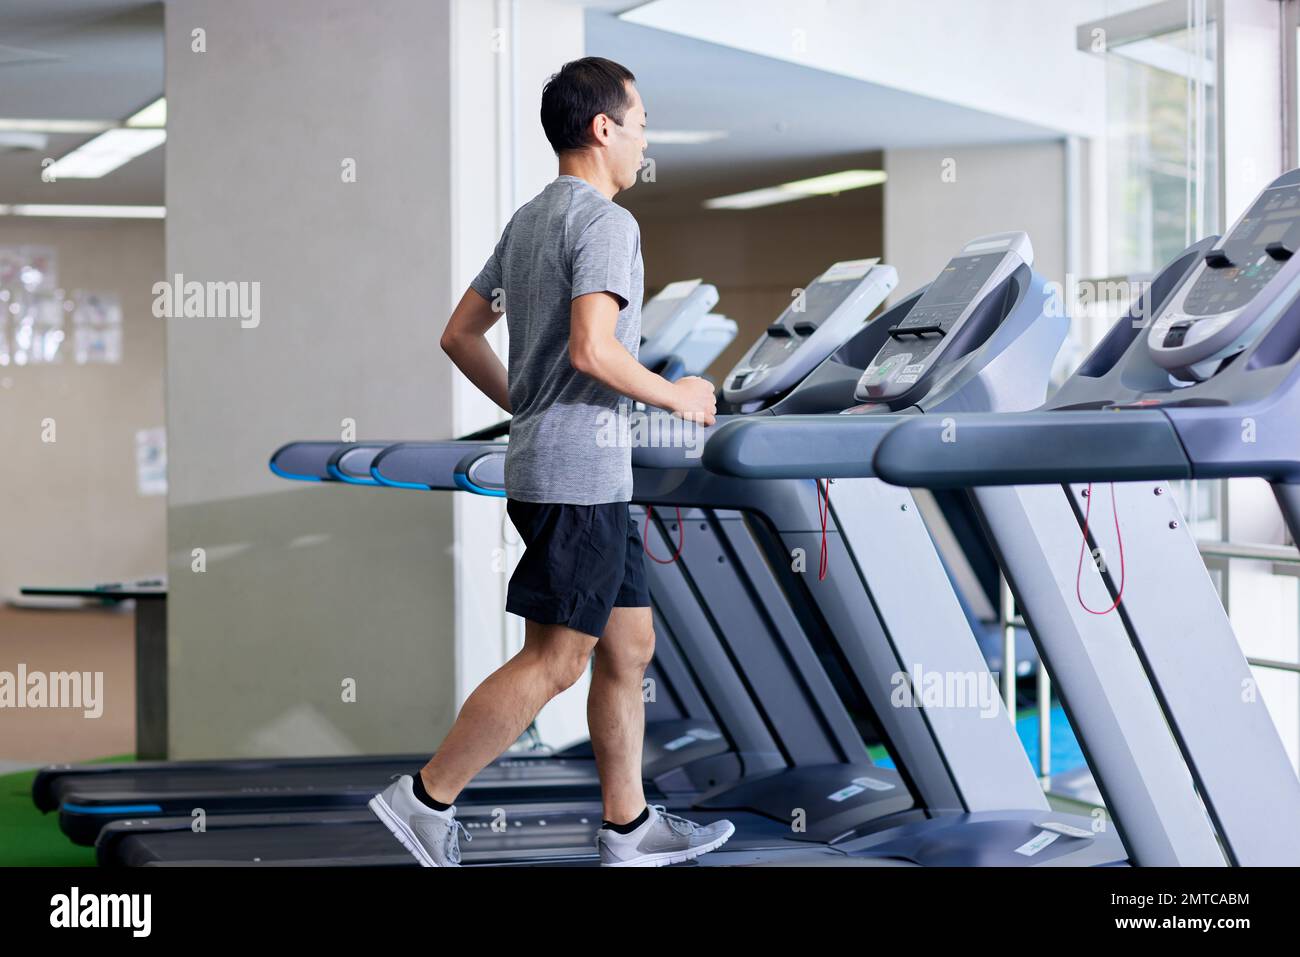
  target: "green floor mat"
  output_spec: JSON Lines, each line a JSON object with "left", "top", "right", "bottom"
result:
{"left": 0, "top": 755, "right": 133, "bottom": 867}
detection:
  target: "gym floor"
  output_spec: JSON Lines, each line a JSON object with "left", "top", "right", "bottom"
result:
{"left": 0, "top": 601, "right": 1096, "bottom": 867}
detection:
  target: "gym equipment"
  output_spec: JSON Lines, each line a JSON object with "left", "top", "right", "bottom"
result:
{"left": 680, "top": 233, "right": 1127, "bottom": 864}
{"left": 33, "top": 280, "right": 737, "bottom": 847}
{"left": 387, "top": 235, "right": 1120, "bottom": 866}
{"left": 635, "top": 277, "right": 720, "bottom": 369}
{"left": 90, "top": 259, "right": 911, "bottom": 865}
{"left": 868, "top": 169, "right": 1300, "bottom": 865}
{"left": 100, "top": 242, "right": 1118, "bottom": 867}
{"left": 723, "top": 258, "right": 896, "bottom": 407}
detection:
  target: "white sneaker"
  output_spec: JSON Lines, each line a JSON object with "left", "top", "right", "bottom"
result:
{"left": 369, "top": 774, "right": 470, "bottom": 867}
{"left": 596, "top": 805, "right": 735, "bottom": 867}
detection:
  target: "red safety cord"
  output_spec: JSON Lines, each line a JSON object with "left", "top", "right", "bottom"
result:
{"left": 1075, "top": 482, "right": 1126, "bottom": 615}
{"left": 643, "top": 505, "right": 685, "bottom": 564}
{"left": 816, "top": 479, "right": 831, "bottom": 581}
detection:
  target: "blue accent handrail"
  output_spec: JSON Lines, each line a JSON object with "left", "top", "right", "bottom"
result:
{"left": 370, "top": 464, "right": 429, "bottom": 490}
{"left": 327, "top": 462, "right": 380, "bottom": 486}
{"left": 268, "top": 458, "right": 322, "bottom": 482}
{"left": 63, "top": 802, "right": 163, "bottom": 814}
{"left": 453, "top": 472, "right": 507, "bottom": 497}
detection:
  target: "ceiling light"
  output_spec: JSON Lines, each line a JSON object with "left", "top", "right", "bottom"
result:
{"left": 0, "top": 132, "right": 47, "bottom": 151}
{"left": 704, "top": 169, "right": 887, "bottom": 210}
{"left": 0, "top": 204, "right": 166, "bottom": 219}
{"left": 125, "top": 98, "right": 167, "bottom": 128}
{"left": 45, "top": 128, "right": 167, "bottom": 179}
{"left": 0, "top": 119, "right": 115, "bottom": 134}
{"left": 645, "top": 130, "right": 728, "bottom": 145}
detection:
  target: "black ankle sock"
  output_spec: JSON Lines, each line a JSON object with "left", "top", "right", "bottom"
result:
{"left": 410, "top": 771, "right": 452, "bottom": 812}
{"left": 601, "top": 806, "right": 650, "bottom": 834}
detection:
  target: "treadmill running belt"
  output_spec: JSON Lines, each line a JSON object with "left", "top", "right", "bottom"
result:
{"left": 99, "top": 808, "right": 855, "bottom": 867}
{"left": 53, "top": 758, "right": 612, "bottom": 846}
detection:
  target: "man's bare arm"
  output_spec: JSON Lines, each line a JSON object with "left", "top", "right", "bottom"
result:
{"left": 569, "top": 292, "right": 715, "bottom": 424}
{"left": 440, "top": 287, "right": 511, "bottom": 413}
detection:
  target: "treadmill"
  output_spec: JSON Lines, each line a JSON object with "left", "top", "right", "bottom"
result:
{"left": 867, "top": 168, "right": 1300, "bottom": 865}
{"left": 377, "top": 258, "right": 908, "bottom": 803}
{"left": 94, "top": 243, "right": 1120, "bottom": 866}
{"left": 89, "top": 259, "right": 915, "bottom": 865}
{"left": 640, "top": 232, "right": 1127, "bottom": 865}
{"left": 34, "top": 280, "right": 740, "bottom": 847}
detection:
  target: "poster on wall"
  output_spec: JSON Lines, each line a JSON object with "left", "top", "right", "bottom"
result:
{"left": 0, "top": 245, "right": 57, "bottom": 291}
{"left": 72, "top": 291, "right": 123, "bottom": 364}
{"left": 0, "top": 246, "right": 63, "bottom": 366}
{"left": 0, "top": 249, "right": 124, "bottom": 367}
{"left": 135, "top": 427, "right": 167, "bottom": 497}
{"left": 22, "top": 292, "right": 65, "bottom": 364}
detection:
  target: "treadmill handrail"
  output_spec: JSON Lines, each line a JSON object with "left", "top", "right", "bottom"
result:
{"left": 702, "top": 414, "right": 909, "bottom": 479}
{"left": 269, "top": 421, "right": 512, "bottom": 484}
{"left": 371, "top": 440, "right": 507, "bottom": 489}
{"left": 269, "top": 440, "right": 403, "bottom": 482}
{"left": 453, "top": 448, "right": 507, "bottom": 497}
{"left": 326, "top": 443, "right": 392, "bottom": 485}
{"left": 627, "top": 415, "right": 725, "bottom": 470}
{"left": 872, "top": 409, "right": 1193, "bottom": 488}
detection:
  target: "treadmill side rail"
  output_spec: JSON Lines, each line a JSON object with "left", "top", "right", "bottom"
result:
{"left": 703, "top": 415, "right": 907, "bottom": 479}
{"left": 873, "top": 410, "right": 1192, "bottom": 488}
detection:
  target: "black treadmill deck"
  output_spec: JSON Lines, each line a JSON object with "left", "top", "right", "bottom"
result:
{"left": 98, "top": 807, "right": 863, "bottom": 867}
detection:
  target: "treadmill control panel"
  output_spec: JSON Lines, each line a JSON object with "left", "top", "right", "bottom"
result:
{"left": 723, "top": 258, "right": 897, "bottom": 405}
{"left": 1148, "top": 181, "right": 1300, "bottom": 379}
{"left": 856, "top": 232, "right": 1032, "bottom": 402}
{"left": 637, "top": 279, "right": 720, "bottom": 369}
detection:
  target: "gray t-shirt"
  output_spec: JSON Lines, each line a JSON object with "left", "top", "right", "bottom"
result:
{"left": 470, "top": 175, "right": 644, "bottom": 505}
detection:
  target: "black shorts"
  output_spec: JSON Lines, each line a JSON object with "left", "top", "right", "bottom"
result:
{"left": 505, "top": 500, "right": 651, "bottom": 638}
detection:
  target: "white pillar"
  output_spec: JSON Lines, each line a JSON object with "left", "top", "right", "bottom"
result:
{"left": 1217, "top": 0, "right": 1299, "bottom": 771}
{"left": 449, "top": 0, "right": 587, "bottom": 749}
{"left": 1218, "top": 0, "right": 1286, "bottom": 222}
{"left": 165, "top": 0, "right": 459, "bottom": 757}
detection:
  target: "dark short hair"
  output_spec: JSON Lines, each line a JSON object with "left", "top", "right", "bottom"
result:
{"left": 540, "top": 57, "right": 636, "bottom": 155}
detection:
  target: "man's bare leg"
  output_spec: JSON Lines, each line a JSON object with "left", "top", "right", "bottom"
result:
{"left": 419, "top": 620, "right": 595, "bottom": 804}
{"left": 588, "top": 605, "right": 655, "bottom": 822}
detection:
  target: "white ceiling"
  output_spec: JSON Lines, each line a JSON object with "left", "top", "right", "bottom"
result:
{"left": 586, "top": 8, "right": 1059, "bottom": 214}
{"left": 589, "top": 10, "right": 1057, "bottom": 166}
{"left": 0, "top": 1, "right": 1060, "bottom": 210}
{"left": 0, "top": 0, "right": 163, "bottom": 205}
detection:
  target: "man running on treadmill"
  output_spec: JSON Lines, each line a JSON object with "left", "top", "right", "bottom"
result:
{"left": 371, "top": 57, "right": 732, "bottom": 867}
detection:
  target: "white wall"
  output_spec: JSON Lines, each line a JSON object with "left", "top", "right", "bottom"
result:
{"left": 1217, "top": 0, "right": 1299, "bottom": 769}
{"left": 0, "top": 220, "right": 165, "bottom": 600}
{"left": 883, "top": 141, "right": 1067, "bottom": 295}
{"left": 627, "top": 177, "right": 885, "bottom": 378}
{"left": 623, "top": 0, "right": 1108, "bottom": 137}
{"left": 164, "top": 0, "right": 460, "bottom": 757}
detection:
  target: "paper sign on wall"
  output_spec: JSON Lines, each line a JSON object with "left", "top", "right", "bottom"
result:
{"left": 136, "top": 427, "right": 167, "bottom": 496}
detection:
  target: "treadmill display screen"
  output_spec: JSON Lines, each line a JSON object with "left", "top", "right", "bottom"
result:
{"left": 897, "top": 253, "right": 1001, "bottom": 329}
{"left": 855, "top": 251, "right": 1007, "bottom": 402}
{"left": 744, "top": 278, "right": 862, "bottom": 369}
{"left": 1182, "top": 183, "right": 1300, "bottom": 316}
{"left": 746, "top": 329, "right": 803, "bottom": 369}
{"left": 640, "top": 296, "right": 682, "bottom": 341}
